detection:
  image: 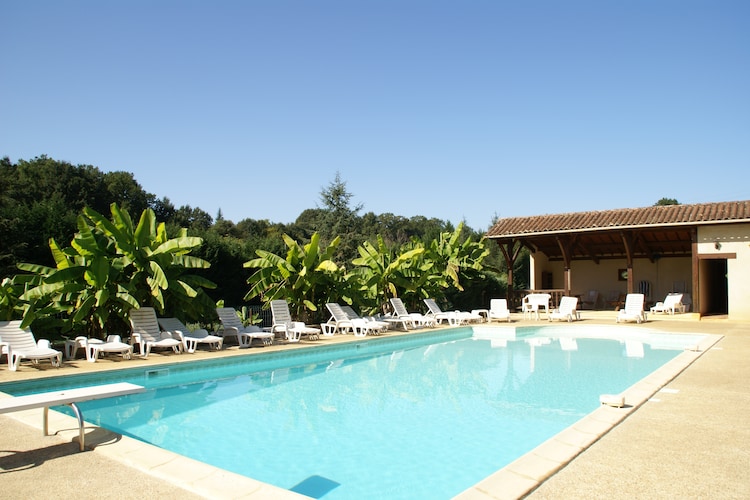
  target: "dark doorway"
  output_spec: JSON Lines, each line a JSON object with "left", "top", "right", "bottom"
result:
{"left": 701, "top": 259, "right": 728, "bottom": 315}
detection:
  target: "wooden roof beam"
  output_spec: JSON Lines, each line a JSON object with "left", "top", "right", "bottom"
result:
{"left": 576, "top": 240, "right": 600, "bottom": 264}
{"left": 620, "top": 231, "right": 635, "bottom": 293}
{"left": 555, "top": 235, "right": 575, "bottom": 295}
{"left": 633, "top": 232, "right": 659, "bottom": 263}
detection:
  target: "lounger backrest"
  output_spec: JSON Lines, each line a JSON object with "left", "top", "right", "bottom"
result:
{"left": 624, "top": 294, "right": 645, "bottom": 314}
{"left": 490, "top": 299, "right": 508, "bottom": 313}
{"left": 129, "top": 307, "right": 162, "bottom": 342}
{"left": 158, "top": 317, "right": 189, "bottom": 334}
{"left": 326, "top": 303, "right": 349, "bottom": 322}
{"left": 423, "top": 299, "right": 443, "bottom": 315}
{"left": 270, "top": 300, "right": 293, "bottom": 325}
{"left": 390, "top": 298, "right": 409, "bottom": 316}
{"left": 559, "top": 296, "right": 578, "bottom": 313}
{"left": 0, "top": 320, "right": 38, "bottom": 351}
{"left": 216, "top": 307, "right": 244, "bottom": 331}
{"left": 340, "top": 305, "right": 360, "bottom": 319}
{"left": 664, "top": 293, "right": 683, "bottom": 307}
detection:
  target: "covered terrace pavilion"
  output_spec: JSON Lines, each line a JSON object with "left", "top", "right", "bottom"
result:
{"left": 485, "top": 200, "right": 750, "bottom": 320}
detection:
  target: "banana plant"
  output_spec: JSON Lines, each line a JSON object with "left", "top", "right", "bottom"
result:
{"left": 424, "top": 222, "right": 490, "bottom": 293}
{"left": 244, "top": 232, "right": 344, "bottom": 322}
{"left": 0, "top": 274, "right": 41, "bottom": 321}
{"left": 348, "top": 235, "right": 426, "bottom": 314}
{"left": 18, "top": 203, "right": 215, "bottom": 337}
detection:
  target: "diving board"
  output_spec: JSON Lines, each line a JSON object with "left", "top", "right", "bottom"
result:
{"left": 0, "top": 382, "right": 145, "bottom": 451}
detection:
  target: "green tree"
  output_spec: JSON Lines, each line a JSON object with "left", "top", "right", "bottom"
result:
{"left": 103, "top": 171, "right": 155, "bottom": 216}
{"left": 193, "top": 229, "right": 253, "bottom": 307}
{"left": 172, "top": 205, "right": 213, "bottom": 231}
{"left": 0, "top": 156, "right": 158, "bottom": 278}
{"left": 655, "top": 198, "right": 680, "bottom": 206}
{"left": 316, "top": 172, "right": 364, "bottom": 262}
{"left": 153, "top": 196, "right": 176, "bottom": 222}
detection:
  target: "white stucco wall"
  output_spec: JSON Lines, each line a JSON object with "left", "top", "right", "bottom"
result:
{"left": 698, "top": 223, "right": 750, "bottom": 320}
{"left": 530, "top": 254, "right": 692, "bottom": 309}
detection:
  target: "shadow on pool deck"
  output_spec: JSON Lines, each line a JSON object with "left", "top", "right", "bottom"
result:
{"left": 1, "top": 313, "right": 748, "bottom": 499}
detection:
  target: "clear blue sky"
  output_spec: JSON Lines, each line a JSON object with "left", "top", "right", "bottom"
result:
{"left": 3, "top": 1, "right": 748, "bottom": 231}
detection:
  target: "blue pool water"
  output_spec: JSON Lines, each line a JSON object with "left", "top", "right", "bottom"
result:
{"left": 0, "top": 326, "right": 704, "bottom": 499}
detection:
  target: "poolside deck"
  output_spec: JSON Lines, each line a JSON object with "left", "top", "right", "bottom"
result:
{"left": 1, "top": 312, "right": 748, "bottom": 499}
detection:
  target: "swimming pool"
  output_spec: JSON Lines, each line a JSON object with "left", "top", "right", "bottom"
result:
{"left": 0, "top": 325, "right": 708, "bottom": 499}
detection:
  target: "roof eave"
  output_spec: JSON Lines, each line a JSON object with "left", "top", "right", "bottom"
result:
{"left": 486, "top": 218, "right": 750, "bottom": 239}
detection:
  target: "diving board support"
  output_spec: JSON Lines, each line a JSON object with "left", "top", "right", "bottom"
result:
{"left": 0, "top": 382, "right": 145, "bottom": 451}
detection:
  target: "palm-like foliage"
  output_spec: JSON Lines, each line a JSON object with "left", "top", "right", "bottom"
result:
{"left": 18, "top": 203, "right": 215, "bottom": 337}
{"left": 244, "top": 227, "right": 489, "bottom": 321}
{"left": 0, "top": 274, "right": 41, "bottom": 321}
{"left": 244, "top": 233, "right": 343, "bottom": 322}
{"left": 349, "top": 224, "right": 489, "bottom": 312}
{"left": 425, "top": 223, "right": 490, "bottom": 293}
{"left": 348, "top": 235, "right": 426, "bottom": 314}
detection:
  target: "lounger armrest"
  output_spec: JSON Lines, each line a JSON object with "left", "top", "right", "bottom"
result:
{"left": 37, "top": 339, "right": 51, "bottom": 349}
{"left": 159, "top": 331, "right": 175, "bottom": 341}
{"left": 271, "top": 322, "right": 288, "bottom": 333}
{"left": 223, "top": 326, "right": 240, "bottom": 336}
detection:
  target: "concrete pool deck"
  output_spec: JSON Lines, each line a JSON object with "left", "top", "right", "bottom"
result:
{"left": 1, "top": 313, "right": 748, "bottom": 499}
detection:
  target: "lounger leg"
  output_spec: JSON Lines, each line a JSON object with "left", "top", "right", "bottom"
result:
{"left": 238, "top": 333, "right": 250, "bottom": 348}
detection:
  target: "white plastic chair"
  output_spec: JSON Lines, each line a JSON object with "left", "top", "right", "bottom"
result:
{"left": 488, "top": 299, "right": 511, "bottom": 322}
{"left": 522, "top": 294, "right": 551, "bottom": 320}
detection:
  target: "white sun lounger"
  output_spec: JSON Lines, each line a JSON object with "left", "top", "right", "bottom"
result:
{"left": 270, "top": 300, "right": 320, "bottom": 342}
{"left": 158, "top": 317, "right": 223, "bottom": 353}
{"left": 650, "top": 293, "right": 685, "bottom": 315}
{"left": 0, "top": 320, "right": 63, "bottom": 371}
{"left": 0, "top": 382, "right": 145, "bottom": 451}
{"left": 216, "top": 307, "right": 273, "bottom": 347}
{"left": 616, "top": 293, "right": 648, "bottom": 324}
{"left": 549, "top": 296, "right": 580, "bottom": 322}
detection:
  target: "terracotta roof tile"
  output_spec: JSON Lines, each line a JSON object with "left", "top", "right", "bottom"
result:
{"left": 486, "top": 200, "right": 750, "bottom": 238}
